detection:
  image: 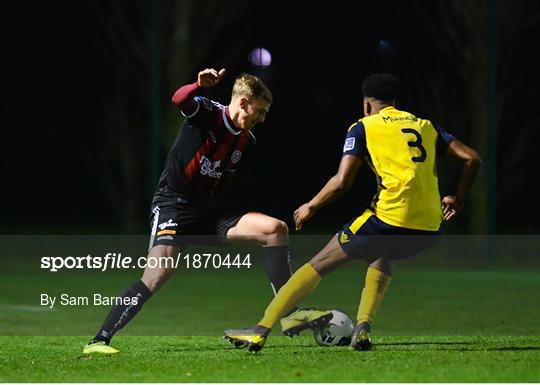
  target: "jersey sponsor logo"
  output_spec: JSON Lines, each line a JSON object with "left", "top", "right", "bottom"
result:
{"left": 200, "top": 155, "right": 222, "bottom": 179}
{"left": 339, "top": 232, "right": 349, "bottom": 244}
{"left": 231, "top": 150, "right": 242, "bottom": 164}
{"left": 158, "top": 219, "right": 178, "bottom": 230}
{"left": 382, "top": 115, "right": 418, "bottom": 123}
{"left": 157, "top": 229, "right": 177, "bottom": 236}
{"left": 343, "top": 137, "right": 356, "bottom": 152}
{"left": 157, "top": 235, "right": 174, "bottom": 241}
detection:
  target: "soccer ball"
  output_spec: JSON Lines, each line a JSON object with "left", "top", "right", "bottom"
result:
{"left": 313, "top": 310, "right": 354, "bottom": 346}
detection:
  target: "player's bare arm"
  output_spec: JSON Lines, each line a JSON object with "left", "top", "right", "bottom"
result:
{"left": 294, "top": 155, "right": 363, "bottom": 230}
{"left": 442, "top": 140, "right": 481, "bottom": 221}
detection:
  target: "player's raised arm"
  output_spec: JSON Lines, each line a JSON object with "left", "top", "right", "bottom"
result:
{"left": 441, "top": 140, "right": 481, "bottom": 221}
{"left": 171, "top": 68, "right": 226, "bottom": 115}
{"left": 294, "top": 155, "right": 362, "bottom": 230}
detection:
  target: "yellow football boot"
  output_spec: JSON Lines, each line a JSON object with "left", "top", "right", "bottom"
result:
{"left": 82, "top": 340, "right": 120, "bottom": 355}
{"left": 350, "top": 325, "right": 372, "bottom": 351}
{"left": 280, "top": 308, "right": 333, "bottom": 337}
{"left": 223, "top": 328, "right": 267, "bottom": 352}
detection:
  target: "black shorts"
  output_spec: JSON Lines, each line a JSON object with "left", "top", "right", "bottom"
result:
{"left": 148, "top": 189, "right": 246, "bottom": 249}
{"left": 337, "top": 209, "right": 439, "bottom": 262}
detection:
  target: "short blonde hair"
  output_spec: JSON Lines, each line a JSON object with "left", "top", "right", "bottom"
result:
{"left": 231, "top": 73, "right": 273, "bottom": 104}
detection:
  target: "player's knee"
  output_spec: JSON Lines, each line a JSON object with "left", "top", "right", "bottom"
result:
{"left": 264, "top": 218, "right": 288, "bottom": 236}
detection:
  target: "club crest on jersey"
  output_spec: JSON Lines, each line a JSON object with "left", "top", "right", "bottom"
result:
{"left": 231, "top": 150, "right": 242, "bottom": 164}
{"left": 200, "top": 155, "right": 222, "bottom": 179}
{"left": 339, "top": 232, "right": 349, "bottom": 244}
{"left": 344, "top": 137, "right": 356, "bottom": 152}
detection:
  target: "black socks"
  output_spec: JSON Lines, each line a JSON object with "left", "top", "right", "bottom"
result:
{"left": 93, "top": 280, "right": 152, "bottom": 344}
{"left": 261, "top": 245, "right": 293, "bottom": 295}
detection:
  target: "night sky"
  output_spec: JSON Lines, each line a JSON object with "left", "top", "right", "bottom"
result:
{"left": 4, "top": 1, "right": 540, "bottom": 234}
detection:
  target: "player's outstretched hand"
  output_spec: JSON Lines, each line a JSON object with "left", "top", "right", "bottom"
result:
{"left": 294, "top": 203, "right": 317, "bottom": 231}
{"left": 441, "top": 195, "right": 463, "bottom": 221}
{"left": 198, "top": 68, "right": 226, "bottom": 87}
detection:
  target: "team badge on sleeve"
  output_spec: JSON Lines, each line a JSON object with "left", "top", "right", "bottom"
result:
{"left": 344, "top": 137, "right": 356, "bottom": 152}
{"left": 194, "top": 96, "right": 214, "bottom": 111}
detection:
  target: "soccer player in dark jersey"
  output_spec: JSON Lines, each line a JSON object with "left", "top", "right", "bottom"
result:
{"left": 83, "top": 68, "right": 329, "bottom": 354}
{"left": 223, "top": 73, "right": 481, "bottom": 352}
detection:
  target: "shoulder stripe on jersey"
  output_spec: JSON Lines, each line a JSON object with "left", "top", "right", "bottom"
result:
{"left": 348, "top": 120, "right": 361, "bottom": 132}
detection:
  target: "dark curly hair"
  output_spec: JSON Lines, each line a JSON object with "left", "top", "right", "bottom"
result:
{"left": 361, "top": 73, "right": 399, "bottom": 102}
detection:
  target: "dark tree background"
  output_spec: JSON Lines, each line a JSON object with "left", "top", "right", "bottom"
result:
{"left": 3, "top": 0, "right": 539, "bottom": 234}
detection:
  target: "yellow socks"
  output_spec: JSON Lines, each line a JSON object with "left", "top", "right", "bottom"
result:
{"left": 257, "top": 264, "right": 391, "bottom": 330}
{"left": 356, "top": 267, "right": 392, "bottom": 326}
{"left": 258, "top": 263, "right": 321, "bottom": 329}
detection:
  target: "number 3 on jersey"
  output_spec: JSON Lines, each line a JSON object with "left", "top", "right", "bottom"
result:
{"left": 401, "top": 128, "right": 426, "bottom": 163}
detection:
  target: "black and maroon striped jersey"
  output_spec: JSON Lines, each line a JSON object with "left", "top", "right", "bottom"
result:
{"left": 155, "top": 96, "right": 255, "bottom": 199}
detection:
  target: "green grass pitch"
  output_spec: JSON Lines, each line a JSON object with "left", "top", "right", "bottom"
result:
{"left": 2, "top": 335, "right": 539, "bottom": 382}
{"left": 1, "top": 256, "right": 539, "bottom": 382}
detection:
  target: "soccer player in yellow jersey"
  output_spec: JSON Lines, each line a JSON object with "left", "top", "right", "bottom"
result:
{"left": 224, "top": 73, "right": 481, "bottom": 352}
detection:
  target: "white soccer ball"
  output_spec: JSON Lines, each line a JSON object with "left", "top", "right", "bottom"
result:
{"left": 313, "top": 310, "right": 354, "bottom": 346}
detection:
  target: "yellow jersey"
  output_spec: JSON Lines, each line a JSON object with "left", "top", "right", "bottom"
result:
{"left": 342, "top": 106, "right": 455, "bottom": 231}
